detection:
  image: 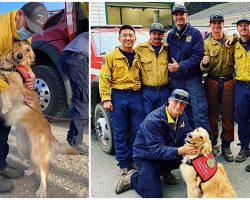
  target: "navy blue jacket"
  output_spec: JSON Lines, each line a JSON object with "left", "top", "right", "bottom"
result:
{"left": 167, "top": 23, "right": 204, "bottom": 80}
{"left": 133, "top": 104, "right": 193, "bottom": 161}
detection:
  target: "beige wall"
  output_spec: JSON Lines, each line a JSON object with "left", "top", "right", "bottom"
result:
{"left": 107, "top": 7, "right": 172, "bottom": 27}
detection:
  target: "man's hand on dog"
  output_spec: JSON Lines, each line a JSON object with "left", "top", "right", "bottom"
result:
{"left": 25, "top": 72, "right": 36, "bottom": 89}
{"left": 178, "top": 143, "right": 197, "bottom": 155}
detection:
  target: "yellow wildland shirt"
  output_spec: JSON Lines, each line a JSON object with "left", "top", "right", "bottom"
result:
{"left": 135, "top": 40, "right": 169, "bottom": 86}
{"left": 201, "top": 34, "right": 235, "bottom": 77}
{"left": 0, "top": 10, "right": 32, "bottom": 91}
{"left": 234, "top": 41, "right": 250, "bottom": 81}
{"left": 99, "top": 47, "right": 141, "bottom": 101}
{"left": 165, "top": 106, "right": 178, "bottom": 131}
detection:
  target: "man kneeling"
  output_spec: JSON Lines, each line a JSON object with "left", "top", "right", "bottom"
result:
{"left": 115, "top": 89, "right": 197, "bottom": 198}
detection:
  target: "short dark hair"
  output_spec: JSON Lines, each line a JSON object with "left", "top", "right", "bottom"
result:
{"left": 119, "top": 25, "right": 135, "bottom": 35}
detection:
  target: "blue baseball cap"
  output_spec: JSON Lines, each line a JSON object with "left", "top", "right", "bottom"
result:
{"left": 169, "top": 89, "right": 189, "bottom": 104}
{"left": 149, "top": 23, "right": 165, "bottom": 33}
{"left": 171, "top": 4, "right": 187, "bottom": 15}
{"left": 236, "top": 15, "right": 250, "bottom": 25}
{"left": 209, "top": 11, "right": 224, "bottom": 22}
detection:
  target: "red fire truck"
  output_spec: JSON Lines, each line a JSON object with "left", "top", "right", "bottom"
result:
{"left": 31, "top": 2, "right": 89, "bottom": 117}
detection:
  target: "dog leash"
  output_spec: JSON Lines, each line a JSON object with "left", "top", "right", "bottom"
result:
{"left": 24, "top": 102, "right": 86, "bottom": 121}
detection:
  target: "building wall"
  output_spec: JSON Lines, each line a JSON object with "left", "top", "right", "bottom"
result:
{"left": 91, "top": 2, "right": 107, "bottom": 26}
{"left": 107, "top": 7, "right": 172, "bottom": 27}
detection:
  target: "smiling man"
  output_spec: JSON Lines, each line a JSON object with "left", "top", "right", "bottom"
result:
{"left": 115, "top": 89, "right": 196, "bottom": 197}
{"left": 99, "top": 25, "right": 144, "bottom": 177}
{"left": 233, "top": 16, "right": 250, "bottom": 163}
{"left": 167, "top": 4, "right": 211, "bottom": 140}
{"left": 135, "top": 23, "right": 170, "bottom": 116}
{"left": 200, "top": 11, "right": 235, "bottom": 162}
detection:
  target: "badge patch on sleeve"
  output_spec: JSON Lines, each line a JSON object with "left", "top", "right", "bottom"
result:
{"left": 191, "top": 153, "right": 217, "bottom": 182}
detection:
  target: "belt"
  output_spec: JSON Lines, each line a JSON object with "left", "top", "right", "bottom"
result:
{"left": 112, "top": 88, "right": 139, "bottom": 93}
{"left": 207, "top": 74, "right": 234, "bottom": 82}
{"left": 142, "top": 84, "right": 168, "bottom": 90}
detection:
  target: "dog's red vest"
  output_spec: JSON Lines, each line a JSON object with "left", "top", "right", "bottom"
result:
{"left": 16, "top": 65, "right": 30, "bottom": 81}
{"left": 191, "top": 153, "right": 217, "bottom": 182}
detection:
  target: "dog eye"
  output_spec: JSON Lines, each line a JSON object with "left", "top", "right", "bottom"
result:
{"left": 200, "top": 136, "right": 203, "bottom": 140}
{"left": 26, "top": 48, "right": 30, "bottom": 52}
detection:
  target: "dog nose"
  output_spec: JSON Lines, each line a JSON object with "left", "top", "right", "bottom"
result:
{"left": 188, "top": 133, "right": 192, "bottom": 138}
{"left": 17, "top": 53, "right": 23, "bottom": 60}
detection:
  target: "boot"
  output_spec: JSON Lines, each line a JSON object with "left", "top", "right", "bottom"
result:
{"left": 221, "top": 148, "right": 234, "bottom": 162}
{"left": 162, "top": 171, "right": 178, "bottom": 185}
{"left": 235, "top": 149, "right": 250, "bottom": 162}
{"left": 116, "top": 169, "right": 136, "bottom": 194}
{"left": 0, "top": 165, "right": 24, "bottom": 179}
{"left": 0, "top": 176, "right": 14, "bottom": 192}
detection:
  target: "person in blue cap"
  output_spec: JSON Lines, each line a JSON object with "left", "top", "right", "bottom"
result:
{"left": 167, "top": 4, "right": 212, "bottom": 138}
{"left": 115, "top": 89, "right": 197, "bottom": 198}
{"left": 135, "top": 22, "right": 170, "bottom": 116}
{"left": 233, "top": 16, "right": 250, "bottom": 164}
{"left": 0, "top": 2, "right": 48, "bottom": 193}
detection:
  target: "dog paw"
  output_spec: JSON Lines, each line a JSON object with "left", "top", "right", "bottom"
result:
{"left": 35, "top": 187, "right": 47, "bottom": 198}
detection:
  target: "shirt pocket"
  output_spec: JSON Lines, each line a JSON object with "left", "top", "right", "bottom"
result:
{"left": 131, "top": 61, "right": 140, "bottom": 81}
{"left": 113, "top": 63, "right": 124, "bottom": 78}
{"left": 226, "top": 48, "right": 235, "bottom": 67}
{"left": 141, "top": 57, "right": 153, "bottom": 71}
{"left": 159, "top": 59, "right": 168, "bottom": 74}
{"left": 209, "top": 50, "right": 220, "bottom": 64}
{"left": 234, "top": 52, "right": 243, "bottom": 74}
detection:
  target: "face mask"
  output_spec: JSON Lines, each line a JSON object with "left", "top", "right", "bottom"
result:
{"left": 17, "top": 27, "right": 32, "bottom": 40}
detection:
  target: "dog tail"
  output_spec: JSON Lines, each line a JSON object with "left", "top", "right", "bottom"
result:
{"left": 50, "top": 136, "right": 78, "bottom": 155}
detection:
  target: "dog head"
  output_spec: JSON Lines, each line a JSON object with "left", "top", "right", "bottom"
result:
{"left": 185, "top": 127, "right": 212, "bottom": 157}
{"left": 11, "top": 40, "right": 35, "bottom": 66}
{"left": 0, "top": 41, "right": 35, "bottom": 70}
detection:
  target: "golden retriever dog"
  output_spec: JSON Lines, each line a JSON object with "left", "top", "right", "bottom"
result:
{"left": 0, "top": 41, "right": 78, "bottom": 198}
{"left": 0, "top": 40, "right": 35, "bottom": 113}
{"left": 180, "top": 127, "right": 237, "bottom": 198}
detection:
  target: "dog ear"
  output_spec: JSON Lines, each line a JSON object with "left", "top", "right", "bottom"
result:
{"left": 29, "top": 51, "right": 35, "bottom": 65}
{"left": 199, "top": 140, "right": 212, "bottom": 157}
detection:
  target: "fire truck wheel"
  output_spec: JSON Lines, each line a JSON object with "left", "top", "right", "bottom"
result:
{"left": 94, "top": 103, "right": 115, "bottom": 154}
{"left": 33, "top": 64, "right": 68, "bottom": 118}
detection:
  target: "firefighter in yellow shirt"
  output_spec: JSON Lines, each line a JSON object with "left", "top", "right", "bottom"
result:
{"left": 135, "top": 23, "right": 170, "bottom": 116}
{"left": 99, "top": 25, "right": 144, "bottom": 176}
{"left": 0, "top": 2, "right": 48, "bottom": 192}
{"left": 233, "top": 16, "right": 250, "bottom": 164}
{"left": 201, "top": 12, "right": 235, "bottom": 162}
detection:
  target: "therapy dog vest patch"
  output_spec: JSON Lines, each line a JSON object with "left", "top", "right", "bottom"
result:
{"left": 191, "top": 153, "right": 217, "bottom": 182}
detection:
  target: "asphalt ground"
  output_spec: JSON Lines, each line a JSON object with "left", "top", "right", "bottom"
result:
{"left": 91, "top": 122, "right": 250, "bottom": 198}
{"left": 0, "top": 121, "right": 89, "bottom": 198}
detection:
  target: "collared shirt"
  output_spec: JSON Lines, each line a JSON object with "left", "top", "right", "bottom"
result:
{"left": 201, "top": 34, "right": 235, "bottom": 77}
{"left": 234, "top": 40, "right": 250, "bottom": 81}
{"left": 165, "top": 106, "right": 178, "bottom": 131}
{"left": 99, "top": 47, "right": 141, "bottom": 101}
{"left": 135, "top": 40, "right": 169, "bottom": 86}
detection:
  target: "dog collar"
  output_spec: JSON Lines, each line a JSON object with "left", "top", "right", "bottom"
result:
{"left": 15, "top": 65, "right": 30, "bottom": 81}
